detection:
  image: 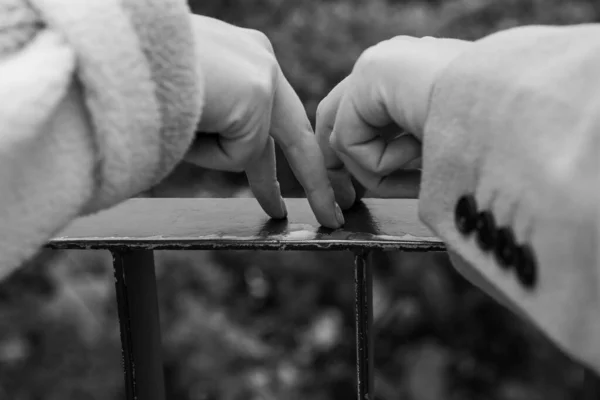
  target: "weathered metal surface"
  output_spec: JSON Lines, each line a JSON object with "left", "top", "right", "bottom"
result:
{"left": 355, "top": 251, "right": 374, "bottom": 400}
{"left": 113, "top": 251, "right": 166, "bottom": 400}
{"left": 47, "top": 198, "right": 444, "bottom": 251}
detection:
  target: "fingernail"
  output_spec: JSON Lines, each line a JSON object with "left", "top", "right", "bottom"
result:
{"left": 334, "top": 202, "right": 345, "bottom": 227}
{"left": 279, "top": 197, "right": 288, "bottom": 218}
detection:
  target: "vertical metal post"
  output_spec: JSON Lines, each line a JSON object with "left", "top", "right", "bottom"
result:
{"left": 113, "top": 250, "right": 166, "bottom": 400}
{"left": 355, "top": 250, "right": 374, "bottom": 400}
{"left": 583, "top": 368, "right": 600, "bottom": 400}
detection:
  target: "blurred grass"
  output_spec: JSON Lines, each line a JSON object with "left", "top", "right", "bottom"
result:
{"left": 1, "top": 1, "right": 600, "bottom": 399}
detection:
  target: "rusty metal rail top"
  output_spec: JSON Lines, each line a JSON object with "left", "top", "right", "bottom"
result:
{"left": 45, "top": 198, "right": 445, "bottom": 400}
{"left": 47, "top": 198, "right": 444, "bottom": 251}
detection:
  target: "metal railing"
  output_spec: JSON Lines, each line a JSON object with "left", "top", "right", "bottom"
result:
{"left": 46, "top": 198, "right": 444, "bottom": 400}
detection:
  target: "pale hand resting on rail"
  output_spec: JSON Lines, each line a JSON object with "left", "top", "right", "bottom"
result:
{"left": 185, "top": 16, "right": 344, "bottom": 229}
{"left": 0, "top": 3, "right": 341, "bottom": 280}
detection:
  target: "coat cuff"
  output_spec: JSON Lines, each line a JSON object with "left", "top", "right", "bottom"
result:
{"left": 29, "top": 0, "right": 203, "bottom": 212}
{"left": 419, "top": 24, "right": 600, "bottom": 373}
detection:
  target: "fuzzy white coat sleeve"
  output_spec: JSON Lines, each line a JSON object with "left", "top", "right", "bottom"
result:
{"left": 0, "top": 0, "right": 203, "bottom": 278}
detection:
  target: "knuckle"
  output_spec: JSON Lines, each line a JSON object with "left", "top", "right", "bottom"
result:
{"left": 304, "top": 183, "right": 325, "bottom": 200}
{"left": 245, "top": 62, "right": 278, "bottom": 104}
{"left": 247, "top": 69, "right": 276, "bottom": 104}
{"left": 282, "top": 129, "right": 311, "bottom": 154}
{"left": 355, "top": 43, "right": 388, "bottom": 73}
{"left": 244, "top": 28, "right": 275, "bottom": 54}
{"left": 389, "top": 35, "right": 417, "bottom": 43}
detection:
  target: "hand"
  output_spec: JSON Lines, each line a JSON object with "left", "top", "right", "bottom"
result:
{"left": 185, "top": 15, "right": 344, "bottom": 228}
{"left": 315, "top": 36, "right": 471, "bottom": 209}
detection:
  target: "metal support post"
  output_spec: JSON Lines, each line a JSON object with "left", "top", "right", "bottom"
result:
{"left": 355, "top": 250, "right": 374, "bottom": 400}
{"left": 113, "top": 250, "right": 166, "bottom": 400}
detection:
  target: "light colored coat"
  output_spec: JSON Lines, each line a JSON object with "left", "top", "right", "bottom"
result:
{"left": 0, "top": 0, "right": 202, "bottom": 277}
{"left": 420, "top": 24, "right": 600, "bottom": 373}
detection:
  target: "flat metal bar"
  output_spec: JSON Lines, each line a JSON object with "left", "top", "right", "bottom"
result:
{"left": 113, "top": 250, "right": 165, "bottom": 400}
{"left": 47, "top": 199, "right": 443, "bottom": 252}
{"left": 355, "top": 250, "right": 374, "bottom": 400}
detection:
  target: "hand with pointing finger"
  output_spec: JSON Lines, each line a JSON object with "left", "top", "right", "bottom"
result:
{"left": 186, "top": 15, "right": 345, "bottom": 228}
{"left": 315, "top": 36, "right": 471, "bottom": 209}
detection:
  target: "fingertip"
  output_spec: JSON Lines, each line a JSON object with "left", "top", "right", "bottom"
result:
{"left": 334, "top": 202, "right": 345, "bottom": 226}
{"left": 317, "top": 214, "right": 343, "bottom": 230}
{"left": 337, "top": 194, "right": 356, "bottom": 211}
{"left": 307, "top": 194, "right": 344, "bottom": 229}
{"left": 279, "top": 197, "right": 288, "bottom": 218}
{"left": 258, "top": 194, "right": 288, "bottom": 220}
{"left": 328, "top": 169, "right": 357, "bottom": 210}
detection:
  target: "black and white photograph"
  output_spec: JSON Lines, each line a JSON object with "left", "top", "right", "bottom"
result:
{"left": 0, "top": 1, "right": 598, "bottom": 399}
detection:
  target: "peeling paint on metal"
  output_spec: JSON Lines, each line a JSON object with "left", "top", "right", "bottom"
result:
{"left": 46, "top": 198, "right": 444, "bottom": 251}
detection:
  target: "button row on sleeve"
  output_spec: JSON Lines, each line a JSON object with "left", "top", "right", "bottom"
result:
{"left": 454, "top": 194, "right": 537, "bottom": 289}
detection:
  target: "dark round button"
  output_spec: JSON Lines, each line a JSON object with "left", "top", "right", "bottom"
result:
{"left": 475, "top": 211, "right": 497, "bottom": 251}
{"left": 515, "top": 244, "right": 537, "bottom": 289}
{"left": 494, "top": 227, "right": 517, "bottom": 269}
{"left": 455, "top": 195, "right": 478, "bottom": 235}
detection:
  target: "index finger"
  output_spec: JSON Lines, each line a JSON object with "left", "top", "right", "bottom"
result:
{"left": 315, "top": 77, "right": 359, "bottom": 210}
{"left": 269, "top": 69, "right": 345, "bottom": 229}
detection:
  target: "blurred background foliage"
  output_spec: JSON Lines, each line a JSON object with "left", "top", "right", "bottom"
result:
{"left": 1, "top": 1, "right": 600, "bottom": 399}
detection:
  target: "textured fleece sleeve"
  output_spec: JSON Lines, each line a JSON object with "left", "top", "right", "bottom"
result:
{"left": 0, "top": 0, "right": 203, "bottom": 278}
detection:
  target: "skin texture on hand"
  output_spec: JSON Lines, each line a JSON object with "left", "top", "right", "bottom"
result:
{"left": 315, "top": 36, "right": 471, "bottom": 209}
{"left": 185, "top": 15, "right": 344, "bottom": 229}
